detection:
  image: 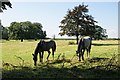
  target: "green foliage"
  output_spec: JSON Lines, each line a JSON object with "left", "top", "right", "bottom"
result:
{"left": 93, "top": 25, "right": 108, "bottom": 40}
{"left": 1, "top": 26, "right": 9, "bottom": 40}
{"left": 3, "top": 21, "right": 47, "bottom": 41}
{"left": 59, "top": 4, "right": 108, "bottom": 43}
{"left": 59, "top": 4, "right": 96, "bottom": 36}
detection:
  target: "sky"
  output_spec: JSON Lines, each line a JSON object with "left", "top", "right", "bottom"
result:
{"left": 0, "top": 0, "right": 119, "bottom": 38}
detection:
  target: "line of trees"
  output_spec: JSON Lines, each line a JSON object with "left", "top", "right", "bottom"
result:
{"left": 1, "top": 21, "right": 47, "bottom": 42}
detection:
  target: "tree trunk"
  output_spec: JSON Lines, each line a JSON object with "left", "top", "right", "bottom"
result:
{"left": 21, "top": 38, "right": 23, "bottom": 42}
{"left": 76, "top": 19, "right": 79, "bottom": 44}
{"left": 35, "top": 38, "right": 37, "bottom": 41}
{"left": 76, "top": 35, "right": 79, "bottom": 44}
{"left": 76, "top": 25, "right": 79, "bottom": 44}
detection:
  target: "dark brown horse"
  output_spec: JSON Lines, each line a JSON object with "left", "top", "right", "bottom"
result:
{"left": 32, "top": 40, "right": 56, "bottom": 66}
{"left": 76, "top": 36, "right": 92, "bottom": 61}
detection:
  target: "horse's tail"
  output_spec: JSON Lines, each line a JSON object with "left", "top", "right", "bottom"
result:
{"left": 53, "top": 41, "right": 56, "bottom": 52}
{"left": 88, "top": 38, "right": 92, "bottom": 52}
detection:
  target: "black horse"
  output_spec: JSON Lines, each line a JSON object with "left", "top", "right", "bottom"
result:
{"left": 76, "top": 36, "right": 92, "bottom": 61}
{"left": 32, "top": 40, "right": 56, "bottom": 66}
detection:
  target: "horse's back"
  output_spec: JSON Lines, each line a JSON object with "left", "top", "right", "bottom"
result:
{"left": 47, "top": 40, "right": 56, "bottom": 47}
{"left": 40, "top": 40, "right": 56, "bottom": 51}
{"left": 82, "top": 36, "right": 92, "bottom": 48}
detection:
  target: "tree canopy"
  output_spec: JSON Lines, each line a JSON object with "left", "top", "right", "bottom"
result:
{"left": 1, "top": 25, "right": 9, "bottom": 40}
{"left": 1, "top": 21, "right": 47, "bottom": 41}
{"left": 59, "top": 4, "right": 108, "bottom": 43}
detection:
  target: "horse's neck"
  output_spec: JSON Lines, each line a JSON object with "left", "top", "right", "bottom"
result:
{"left": 77, "top": 38, "right": 83, "bottom": 51}
{"left": 34, "top": 50, "right": 38, "bottom": 56}
{"left": 34, "top": 44, "right": 39, "bottom": 55}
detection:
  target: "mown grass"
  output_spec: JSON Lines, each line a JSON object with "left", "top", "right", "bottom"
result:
{"left": 1, "top": 40, "right": 120, "bottom": 79}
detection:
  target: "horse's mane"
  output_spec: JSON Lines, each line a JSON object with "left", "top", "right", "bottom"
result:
{"left": 77, "top": 38, "right": 83, "bottom": 52}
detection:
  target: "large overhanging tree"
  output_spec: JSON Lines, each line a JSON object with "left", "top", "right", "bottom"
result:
{"left": 0, "top": 0, "right": 12, "bottom": 12}
{"left": 59, "top": 4, "right": 107, "bottom": 44}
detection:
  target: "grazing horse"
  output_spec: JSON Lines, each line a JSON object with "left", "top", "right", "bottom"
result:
{"left": 76, "top": 36, "right": 92, "bottom": 61}
{"left": 32, "top": 40, "right": 56, "bottom": 66}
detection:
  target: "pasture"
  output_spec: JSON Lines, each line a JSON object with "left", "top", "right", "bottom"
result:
{"left": 1, "top": 40, "right": 120, "bottom": 79}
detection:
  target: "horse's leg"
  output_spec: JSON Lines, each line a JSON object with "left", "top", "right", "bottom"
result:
{"left": 41, "top": 51, "right": 44, "bottom": 63}
{"left": 52, "top": 49, "right": 54, "bottom": 60}
{"left": 82, "top": 49, "right": 85, "bottom": 61}
{"left": 78, "top": 53, "right": 81, "bottom": 61}
{"left": 88, "top": 42, "right": 91, "bottom": 58}
{"left": 86, "top": 49, "right": 89, "bottom": 58}
{"left": 39, "top": 52, "right": 42, "bottom": 63}
{"left": 87, "top": 47, "right": 91, "bottom": 58}
{"left": 47, "top": 50, "right": 51, "bottom": 61}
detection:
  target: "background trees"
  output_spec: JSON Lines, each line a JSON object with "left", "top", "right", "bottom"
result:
{"left": 59, "top": 4, "right": 108, "bottom": 44}
{"left": 93, "top": 25, "right": 108, "bottom": 40}
{"left": 2, "top": 21, "right": 47, "bottom": 41}
{"left": 0, "top": 0, "right": 12, "bottom": 39}
{"left": 1, "top": 25, "right": 9, "bottom": 40}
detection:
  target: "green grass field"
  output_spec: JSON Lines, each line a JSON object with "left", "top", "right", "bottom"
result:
{"left": 1, "top": 40, "right": 120, "bottom": 79}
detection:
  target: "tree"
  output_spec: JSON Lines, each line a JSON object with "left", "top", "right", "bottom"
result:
{"left": 0, "top": 0, "right": 12, "bottom": 39}
{"left": 93, "top": 25, "right": 108, "bottom": 40}
{"left": 59, "top": 4, "right": 107, "bottom": 44}
{"left": 0, "top": 0, "right": 12, "bottom": 12}
{"left": 9, "top": 22, "right": 20, "bottom": 40}
{"left": 32, "top": 22, "right": 46, "bottom": 39}
{"left": 1, "top": 25, "right": 9, "bottom": 40}
{"left": 9, "top": 21, "right": 47, "bottom": 41}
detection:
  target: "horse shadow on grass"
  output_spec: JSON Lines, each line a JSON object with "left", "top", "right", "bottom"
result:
{"left": 2, "top": 56, "right": 120, "bottom": 79}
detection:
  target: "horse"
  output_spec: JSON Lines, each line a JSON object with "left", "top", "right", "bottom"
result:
{"left": 76, "top": 36, "right": 92, "bottom": 61}
{"left": 32, "top": 40, "right": 56, "bottom": 66}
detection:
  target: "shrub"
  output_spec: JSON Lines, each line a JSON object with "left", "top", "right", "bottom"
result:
{"left": 68, "top": 41, "right": 76, "bottom": 45}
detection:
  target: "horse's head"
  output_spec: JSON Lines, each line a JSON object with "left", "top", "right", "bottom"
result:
{"left": 32, "top": 54, "right": 37, "bottom": 66}
{"left": 76, "top": 50, "right": 79, "bottom": 56}
{"left": 76, "top": 50, "right": 82, "bottom": 56}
